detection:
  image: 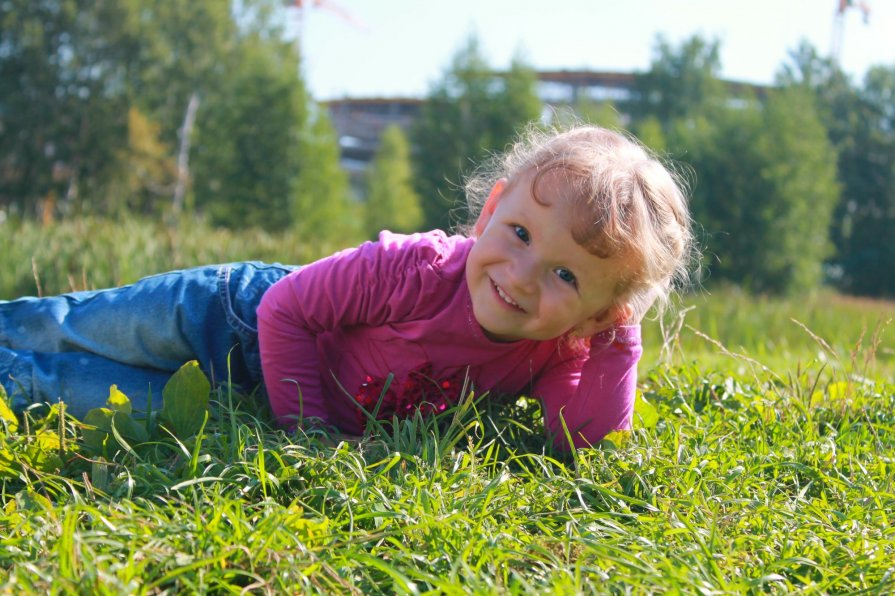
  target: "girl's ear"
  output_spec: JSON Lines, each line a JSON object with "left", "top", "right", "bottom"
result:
{"left": 474, "top": 178, "right": 507, "bottom": 235}
{"left": 571, "top": 303, "right": 634, "bottom": 338}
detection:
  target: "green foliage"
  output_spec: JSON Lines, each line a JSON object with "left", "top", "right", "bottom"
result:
{"left": 81, "top": 387, "right": 150, "bottom": 457}
{"left": 119, "top": 0, "right": 240, "bottom": 151}
{"left": 582, "top": 100, "right": 622, "bottom": 129}
{"left": 631, "top": 34, "right": 847, "bottom": 294}
{"left": 829, "top": 66, "right": 895, "bottom": 296}
{"left": 4, "top": 8, "right": 894, "bottom": 298}
{"left": 109, "top": 107, "right": 178, "bottom": 209}
{"left": 0, "top": 0, "right": 131, "bottom": 214}
{"left": 0, "top": 215, "right": 350, "bottom": 299}
{"left": 0, "top": 386, "right": 17, "bottom": 433}
{"left": 757, "top": 86, "right": 840, "bottom": 291}
{"left": 556, "top": 98, "right": 623, "bottom": 130}
{"left": 364, "top": 125, "right": 424, "bottom": 236}
{"left": 777, "top": 42, "right": 895, "bottom": 297}
{"left": 670, "top": 108, "right": 760, "bottom": 284}
{"left": 631, "top": 34, "right": 838, "bottom": 294}
{"left": 0, "top": 283, "right": 894, "bottom": 590}
{"left": 108, "top": 0, "right": 239, "bottom": 215}
{"left": 292, "top": 108, "right": 361, "bottom": 243}
{"left": 160, "top": 361, "right": 210, "bottom": 439}
{"left": 0, "top": 323, "right": 893, "bottom": 591}
{"left": 192, "top": 29, "right": 310, "bottom": 229}
{"left": 0, "top": 403, "right": 71, "bottom": 478}
{"left": 81, "top": 362, "right": 211, "bottom": 458}
{"left": 633, "top": 34, "right": 727, "bottom": 125}
{"left": 412, "top": 36, "right": 542, "bottom": 230}
{"left": 0, "top": 0, "right": 336, "bottom": 232}
{"left": 666, "top": 83, "right": 838, "bottom": 293}
{"left": 632, "top": 115, "right": 667, "bottom": 153}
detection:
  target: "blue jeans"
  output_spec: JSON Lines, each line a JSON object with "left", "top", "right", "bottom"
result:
{"left": 0, "top": 262, "right": 295, "bottom": 418}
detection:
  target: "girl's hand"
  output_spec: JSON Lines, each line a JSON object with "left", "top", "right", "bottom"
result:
{"left": 618, "top": 302, "right": 640, "bottom": 325}
{"left": 572, "top": 302, "right": 635, "bottom": 338}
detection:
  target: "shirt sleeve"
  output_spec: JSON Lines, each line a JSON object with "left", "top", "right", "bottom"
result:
{"left": 534, "top": 325, "right": 642, "bottom": 450}
{"left": 255, "top": 232, "right": 455, "bottom": 429}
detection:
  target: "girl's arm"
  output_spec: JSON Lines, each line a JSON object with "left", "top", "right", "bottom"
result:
{"left": 256, "top": 232, "right": 457, "bottom": 430}
{"left": 256, "top": 277, "right": 330, "bottom": 427}
{"left": 534, "top": 325, "right": 642, "bottom": 450}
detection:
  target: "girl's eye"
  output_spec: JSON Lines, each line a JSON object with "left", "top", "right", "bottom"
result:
{"left": 513, "top": 225, "right": 530, "bottom": 244}
{"left": 555, "top": 267, "right": 578, "bottom": 287}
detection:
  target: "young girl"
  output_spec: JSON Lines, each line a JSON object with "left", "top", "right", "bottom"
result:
{"left": 0, "top": 125, "right": 692, "bottom": 450}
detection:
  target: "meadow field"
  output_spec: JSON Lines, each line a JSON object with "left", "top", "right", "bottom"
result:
{"left": 1, "top": 217, "right": 893, "bottom": 593}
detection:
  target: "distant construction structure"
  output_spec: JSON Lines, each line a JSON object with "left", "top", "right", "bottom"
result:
{"left": 831, "top": 0, "right": 872, "bottom": 61}
{"left": 326, "top": 69, "right": 769, "bottom": 186}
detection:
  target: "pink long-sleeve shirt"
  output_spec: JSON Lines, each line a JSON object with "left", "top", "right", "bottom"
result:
{"left": 256, "top": 230, "right": 641, "bottom": 449}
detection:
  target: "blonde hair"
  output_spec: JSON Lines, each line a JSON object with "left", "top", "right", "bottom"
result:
{"left": 464, "top": 124, "right": 695, "bottom": 319}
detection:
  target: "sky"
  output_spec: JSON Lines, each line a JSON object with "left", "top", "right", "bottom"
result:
{"left": 292, "top": 0, "right": 894, "bottom": 101}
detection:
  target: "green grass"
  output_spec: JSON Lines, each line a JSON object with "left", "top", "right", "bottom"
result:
{"left": 1, "top": 216, "right": 894, "bottom": 593}
{"left": 2, "top": 359, "right": 892, "bottom": 593}
{"left": 643, "top": 286, "right": 895, "bottom": 377}
{"left": 0, "top": 215, "right": 349, "bottom": 299}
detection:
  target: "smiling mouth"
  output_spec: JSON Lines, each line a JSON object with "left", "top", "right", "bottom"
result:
{"left": 491, "top": 279, "right": 524, "bottom": 312}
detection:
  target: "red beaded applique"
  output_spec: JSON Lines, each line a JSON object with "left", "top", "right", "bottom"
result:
{"left": 354, "top": 363, "right": 467, "bottom": 427}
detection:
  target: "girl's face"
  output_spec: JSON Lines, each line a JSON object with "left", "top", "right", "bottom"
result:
{"left": 466, "top": 172, "right": 629, "bottom": 343}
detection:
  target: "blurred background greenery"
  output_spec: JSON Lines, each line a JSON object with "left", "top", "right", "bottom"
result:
{"left": 1, "top": 1, "right": 893, "bottom": 343}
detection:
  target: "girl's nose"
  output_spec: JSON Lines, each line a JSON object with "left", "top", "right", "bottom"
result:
{"left": 508, "top": 256, "right": 539, "bottom": 293}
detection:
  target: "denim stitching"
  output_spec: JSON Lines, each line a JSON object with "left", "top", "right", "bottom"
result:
{"left": 217, "top": 265, "right": 257, "bottom": 337}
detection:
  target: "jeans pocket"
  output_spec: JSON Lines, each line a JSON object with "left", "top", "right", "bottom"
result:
{"left": 217, "top": 262, "right": 294, "bottom": 384}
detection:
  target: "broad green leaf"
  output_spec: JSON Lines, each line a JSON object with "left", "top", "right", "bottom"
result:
{"left": 811, "top": 381, "right": 865, "bottom": 408}
{"left": 161, "top": 361, "right": 211, "bottom": 439}
{"left": 111, "top": 411, "right": 149, "bottom": 445}
{"left": 82, "top": 407, "right": 148, "bottom": 455}
{"left": 106, "top": 385, "right": 132, "bottom": 415}
{"left": 602, "top": 429, "right": 629, "bottom": 448}
{"left": 0, "top": 385, "right": 18, "bottom": 433}
{"left": 24, "top": 431, "right": 63, "bottom": 473}
{"left": 0, "top": 445, "right": 16, "bottom": 478}
{"left": 633, "top": 392, "right": 659, "bottom": 429}
{"left": 83, "top": 386, "right": 144, "bottom": 454}
{"left": 282, "top": 504, "right": 331, "bottom": 546}
{"left": 751, "top": 398, "right": 775, "bottom": 423}
{"left": 82, "top": 408, "right": 114, "bottom": 454}
{"left": 14, "top": 489, "right": 55, "bottom": 514}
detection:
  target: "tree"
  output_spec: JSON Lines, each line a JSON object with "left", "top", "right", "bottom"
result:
{"left": 291, "top": 107, "right": 359, "bottom": 243}
{"left": 830, "top": 66, "right": 895, "bottom": 295}
{"left": 191, "top": 30, "right": 309, "bottom": 229}
{"left": 116, "top": 0, "right": 239, "bottom": 215}
{"left": 757, "top": 87, "right": 840, "bottom": 292}
{"left": 633, "top": 35, "right": 727, "bottom": 128}
{"left": 364, "top": 126, "right": 424, "bottom": 237}
{"left": 632, "top": 116, "right": 667, "bottom": 153}
{"left": 776, "top": 40, "right": 843, "bottom": 92}
{"left": 0, "top": 0, "right": 322, "bottom": 227}
{"left": 108, "top": 107, "right": 178, "bottom": 210}
{"left": 556, "top": 98, "right": 623, "bottom": 130}
{"left": 412, "top": 36, "right": 542, "bottom": 230}
{"left": 0, "top": 1, "right": 134, "bottom": 216}
{"left": 779, "top": 42, "right": 895, "bottom": 296}
{"left": 676, "top": 87, "right": 839, "bottom": 293}
{"left": 673, "top": 108, "right": 766, "bottom": 288}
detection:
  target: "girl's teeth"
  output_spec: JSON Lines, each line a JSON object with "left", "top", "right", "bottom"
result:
{"left": 496, "top": 284, "right": 518, "bottom": 307}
